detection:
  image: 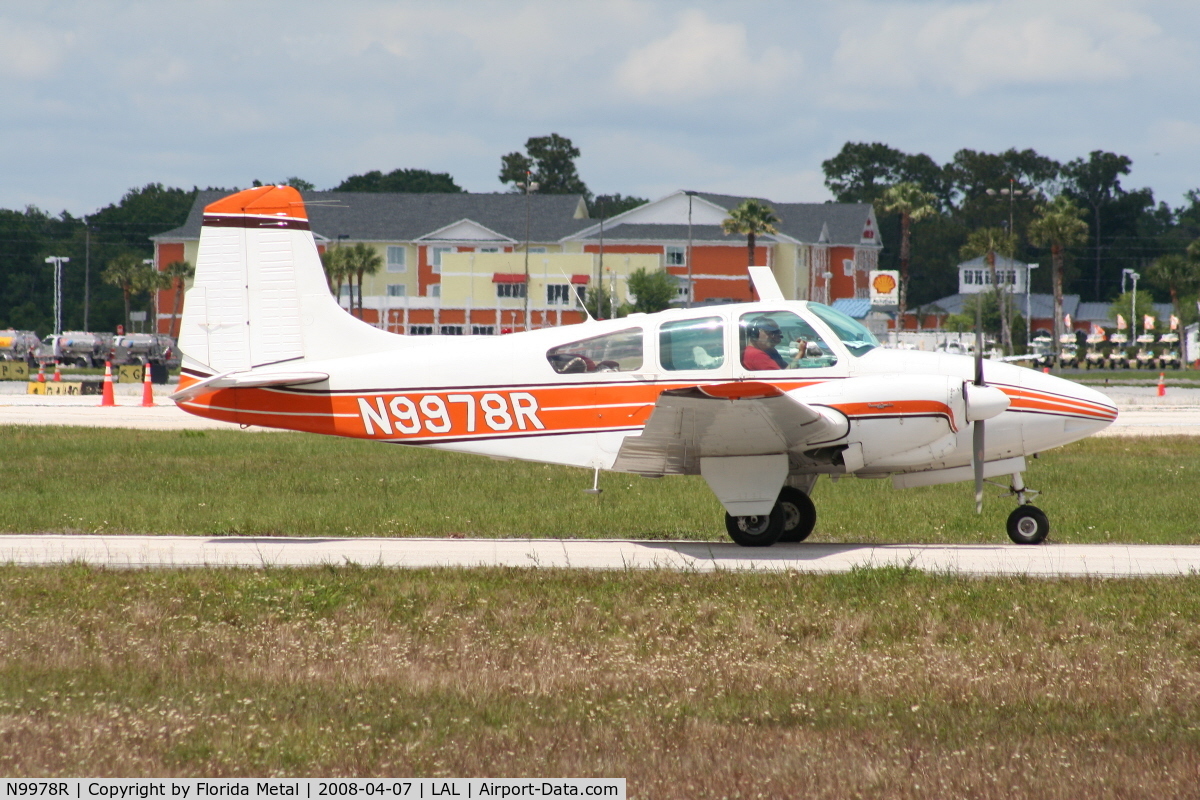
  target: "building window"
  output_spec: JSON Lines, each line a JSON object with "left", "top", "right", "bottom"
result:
{"left": 478, "top": 247, "right": 500, "bottom": 253}
{"left": 431, "top": 246, "right": 453, "bottom": 274}
{"left": 574, "top": 285, "right": 587, "bottom": 305}
{"left": 843, "top": 258, "right": 855, "bottom": 277}
{"left": 428, "top": 284, "right": 441, "bottom": 298}
{"left": 338, "top": 285, "right": 352, "bottom": 299}
{"left": 472, "top": 325, "right": 495, "bottom": 335}
{"left": 409, "top": 325, "right": 434, "bottom": 336}
{"left": 440, "top": 325, "right": 463, "bottom": 335}
{"left": 387, "top": 246, "right": 406, "bottom": 273}
{"left": 665, "top": 246, "right": 685, "bottom": 266}
{"left": 676, "top": 280, "right": 692, "bottom": 303}
{"left": 497, "top": 283, "right": 526, "bottom": 299}
{"left": 528, "top": 247, "right": 547, "bottom": 254}
{"left": 547, "top": 284, "right": 572, "bottom": 305}
{"left": 386, "top": 284, "right": 406, "bottom": 297}
{"left": 963, "top": 270, "right": 973, "bottom": 285}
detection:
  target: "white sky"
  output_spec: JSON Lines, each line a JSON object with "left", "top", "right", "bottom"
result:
{"left": 3, "top": 0, "right": 1199, "bottom": 217}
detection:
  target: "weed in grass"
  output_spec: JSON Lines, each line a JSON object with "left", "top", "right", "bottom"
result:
{"left": 1, "top": 426, "right": 1198, "bottom": 543}
{"left": 1, "top": 566, "right": 1200, "bottom": 797}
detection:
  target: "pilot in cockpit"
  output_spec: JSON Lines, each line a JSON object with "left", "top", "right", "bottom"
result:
{"left": 742, "top": 318, "right": 805, "bottom": 370}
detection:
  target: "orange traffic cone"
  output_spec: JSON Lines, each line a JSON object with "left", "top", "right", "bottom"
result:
{"left": 100, "top": 361, "right": 115, "bottom": 407}
{"left": 52, "top": 362, "right": 62, "bottom": 382}
{"left": 36, "top": 363, "right": 45, "bottom": 382}
{"left": 1157, "top": 372, "right": 1166, "bottom": 397}
{"left": 140, "top": 363, "right": 155, "bottom": 407}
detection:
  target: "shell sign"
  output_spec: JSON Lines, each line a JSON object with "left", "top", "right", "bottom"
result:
{"left": 869, "top": 270, "right": 900, "bottom": 306}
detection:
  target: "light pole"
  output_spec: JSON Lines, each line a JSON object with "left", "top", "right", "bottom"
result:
{"left": 987, "top": 180, "right": 1026, "bottom": 355}
{"left": 684, "top": 190, "right": 697, "bottom": 308}
{"left": 1024, "top": 262, "right": 1038, "bottom": 352}
{"left": 1123, "top": 268, "right": 1141, "bottom": 342}
{"left": 516, "top": 173, "right": 539, "bottom": 331}
{"left": 44, "top": 256, "right": 70, "bottom": 335}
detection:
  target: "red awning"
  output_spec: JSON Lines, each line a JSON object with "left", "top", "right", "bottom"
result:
{"left": 492, "top": 273, "right": 526, "bottom": 284}
{"left": 570, "top": 274, "right": 590, "bottom": 284}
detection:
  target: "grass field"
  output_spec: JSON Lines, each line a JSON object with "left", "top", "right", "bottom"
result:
{"left": 1, "top": 565, "right": 1198, "bottom": 797}
{"left": 2, "top": 426, "right": 1198, "bottom": 543}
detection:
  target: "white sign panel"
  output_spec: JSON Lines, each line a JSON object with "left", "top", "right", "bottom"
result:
{"left": 869, "top": 270, "right": 899, "bottom": 307}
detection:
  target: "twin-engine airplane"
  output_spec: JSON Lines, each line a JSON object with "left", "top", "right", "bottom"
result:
{"left": 173, "top": 186, "right": 1117, "bottom": 546}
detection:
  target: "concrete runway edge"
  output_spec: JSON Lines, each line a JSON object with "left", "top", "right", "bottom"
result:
{"left": 3, "top": 535, "right": 1200, "bottom": 578}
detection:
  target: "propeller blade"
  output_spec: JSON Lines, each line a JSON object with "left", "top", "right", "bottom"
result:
{"left": 974, "top": 296, "right": 985, "bottom": 386}
{"left": 973, "top": 419, "right": 985, "bottom": 514}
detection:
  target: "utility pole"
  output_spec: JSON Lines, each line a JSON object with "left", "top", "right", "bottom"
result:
{"left": 44, "top": 256, "right": 70, "bottom": 335}
{"left": 685, "top": 191, "right": 697, "bottom": 308}
{"left": 517, "top": 172, "right": 538, "bottom": 331}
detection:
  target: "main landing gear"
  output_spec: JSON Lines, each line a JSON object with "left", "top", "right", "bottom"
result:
{"left": 1005, "top": 471, "right": 1049, "bottom": 545}
{"left": 725, "top": 486, "right": 817, "bottom": 547}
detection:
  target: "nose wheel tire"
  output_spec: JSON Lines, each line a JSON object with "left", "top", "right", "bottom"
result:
{"left": 725, "top": 504, "right": 786, "bottom": 547}
{"left": 777, "top": 486, "right": 817, "bottom": 543}
{"left": 1007, "top": 505, "right": 1050, "bottom": 545}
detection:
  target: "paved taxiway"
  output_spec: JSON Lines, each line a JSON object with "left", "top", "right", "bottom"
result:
{"left": 3, "top": 535, "right": 1200, "bottom": 577}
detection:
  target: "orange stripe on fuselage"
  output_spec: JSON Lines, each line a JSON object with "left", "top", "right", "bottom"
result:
{"left": 1000, "top": 387, "right": 1117, "bottom": 421}
{"left": 174, "top": 377, "right": 824, "bottom": 441}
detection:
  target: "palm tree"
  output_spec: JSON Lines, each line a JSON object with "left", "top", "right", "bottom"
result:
{"left": 878, "top": 182, "right": 938, "bottom": 322}
{"left": 344, "top": 243, "right": 384, "bottom": 318}
{"left": 1147, "top": 242, "right": 1200, "bottom": 322}
{"left": 961, "top": 228, "right": 1017, "bottom": 354}
{"left": 162, "top": 260, "right": 194, "bottom": 339}
{"left": 1028, "top": 195, "right": 1088, "bottom": 359}
{"left": 102, "top": 253, "right": 146, "bottom": 331}
{"left": 722, "top": 200, "right": 780, "bottom": 294}
{"left": 132, "top": 263, "right": 170, "bottom": 333}
{"left": 321, "top": 247, "right": 352, "bottom": 306}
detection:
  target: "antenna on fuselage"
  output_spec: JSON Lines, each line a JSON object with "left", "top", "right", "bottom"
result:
{"left": 554, "top": 266, "right": 595, "bottom": 323}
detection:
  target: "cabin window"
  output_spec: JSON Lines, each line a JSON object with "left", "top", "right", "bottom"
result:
{"left": 659, "top": 316, "right": 724, "bottom": 371}
{"left": 546, "top": 328, "right": 643, "bottom": 374}
{"left": 739, "top": 311, "right": 838, "bottom": 370}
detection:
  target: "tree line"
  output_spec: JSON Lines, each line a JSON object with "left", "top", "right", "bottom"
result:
{"left": 823, "top": 142, "right": 1200, "bottom": 332}
{"left": 6, "top": 136, "right": 1197, "bottom": 338}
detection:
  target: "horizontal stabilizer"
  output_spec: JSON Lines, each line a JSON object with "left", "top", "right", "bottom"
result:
{"left": 170, "top": 370, "right": 329, "bottom": 402}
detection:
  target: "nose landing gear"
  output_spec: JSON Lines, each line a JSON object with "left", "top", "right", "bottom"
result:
{"left": 1005, "top": 472, "right": 1049, "bottom": 544}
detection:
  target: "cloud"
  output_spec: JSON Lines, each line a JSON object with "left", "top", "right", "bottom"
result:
{"left": 615, "top": 9, "right": 796, "bottom": 102}
{"left": 831, "top": 1, "right": 1168, "bottom": 97}
{"left": 0, "top": 17, "right": 73, "bottom": 79}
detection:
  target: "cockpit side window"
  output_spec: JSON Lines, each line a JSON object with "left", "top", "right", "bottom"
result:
{"left": 659, "top": 316, "right": 724, "bottom": 371}
{"left": 739, "top": 311, "right": 838, "bottom": 371}
{"left": 806, "top": 303, "right": 880, "bottom": 356}
{"left": 546, "top": 328, "right": 644, "bottom": 374}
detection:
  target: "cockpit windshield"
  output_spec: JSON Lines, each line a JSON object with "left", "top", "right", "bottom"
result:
{"left": 806, "top": 303, "right": 880, "bottom": 357}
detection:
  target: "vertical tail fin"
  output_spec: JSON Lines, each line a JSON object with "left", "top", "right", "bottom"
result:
{"left": 178, "top": 186, "right": 395, "bottom": 375}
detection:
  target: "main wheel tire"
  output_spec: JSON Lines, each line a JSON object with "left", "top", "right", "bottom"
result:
{"left": 725, "top": 505, "right": 786, "bottom": 547}
{"left": 776, "top": 486, "right": 817, "bottom": 543}
{"left": 1007, "top": 505, "right": 1050, "bottom": 545}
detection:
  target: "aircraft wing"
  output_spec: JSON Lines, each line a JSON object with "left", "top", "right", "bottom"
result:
{"left": 611, "top": 382, "right": 845, "bottom": 475}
